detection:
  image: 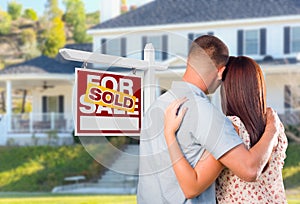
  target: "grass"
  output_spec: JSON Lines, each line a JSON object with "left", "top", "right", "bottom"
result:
{"left": 283, "top": 143, "right": 300, "bottom": 190}
{"left": 0, "top": 193, "right": 136, "bottom": 204}
{"left": 0, "top": 137, "right": 127, "bottom": 192}
{"left": 0, "top": 145, "right": 103, "bottom": 191}
{"left": 0, "top": 141, "right": 298, "bottom": 203}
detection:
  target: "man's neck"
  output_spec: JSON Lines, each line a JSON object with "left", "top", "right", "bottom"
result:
{"left": 182, "top": 69, "right": 209, "bottom": 95}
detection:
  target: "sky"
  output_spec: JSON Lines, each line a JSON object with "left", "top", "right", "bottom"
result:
{"left": 0, "top": 0, "right": 152, "bottom": 16}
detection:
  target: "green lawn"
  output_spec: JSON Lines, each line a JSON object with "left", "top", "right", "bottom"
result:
{"left": 0, "top": 142, "right": 298, "bottom": 203}
{"left": 0, "top": 194, "right": 298, "bottom": 204}
{"left": 0, "top": 194, "right": 136, "bottom": 204}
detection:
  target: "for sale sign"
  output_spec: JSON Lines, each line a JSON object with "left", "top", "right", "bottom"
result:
{"left": 75, "top": 68, "right": 142, "bottom": 136}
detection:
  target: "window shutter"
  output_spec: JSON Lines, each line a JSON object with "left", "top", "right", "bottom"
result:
{"left": 284, "top": 27, "right": 290, "bottom": 54}
{"left": 260, "top": 28, "right": 267, "bottom": 55}
{"left": 121, "top": 38, "right": 126, "bottom": 57}
{"left": 101, "top": 38, "right": 107, "bottom": 54}
{"left": 188, "top": 33, "right": 194, "bottom": 51}
{"left": 59, "top": 95, "right": 64, "bottom": 113}
{"left": 237, "top": 30, "right": 244, "bottom": 55}
{"left": 42, "top": 96, "right": 47, "bottom": 113}
{"left": 141, "top": 36, "right": 147, "bottom": 60}
{"left": 162, "top": 35, "right": 168, "bottom": 60}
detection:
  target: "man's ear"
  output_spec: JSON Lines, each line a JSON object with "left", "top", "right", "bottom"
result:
{"left": 217, "top": 66, "right": 226, "bottom": 81}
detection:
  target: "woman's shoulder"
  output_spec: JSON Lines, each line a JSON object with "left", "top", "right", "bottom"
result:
{"left": 227, "top": 116, "right": 251, "bottom": 148}
{"left": 227, "top": 116, "right": 245, "bottom": 129}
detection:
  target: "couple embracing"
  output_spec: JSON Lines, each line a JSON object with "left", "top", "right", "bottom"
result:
{"left": 137, "top": 35, "right": 287, "bottom": 204}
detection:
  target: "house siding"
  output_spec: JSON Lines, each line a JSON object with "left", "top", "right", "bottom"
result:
{"left": 91, "top": 19, "right": 300, "bottom": 62}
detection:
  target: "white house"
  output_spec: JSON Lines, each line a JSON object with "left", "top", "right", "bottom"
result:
{"left": 0, "top": 0, "right": 299, "bottom": 145}
{"left": 87, "top": 0, "right": 300, "bottom": 123}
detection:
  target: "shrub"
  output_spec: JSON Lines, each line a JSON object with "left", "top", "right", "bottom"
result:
{"left": 0, "top": 10, "right": 12, "bottom": 35}
{"left": 23, "top": 8, "right": 38, "bottom": 21}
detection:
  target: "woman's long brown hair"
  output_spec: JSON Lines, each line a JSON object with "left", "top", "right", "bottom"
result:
{"left": 221, "top": 56, "right": 267, "bottom": 147}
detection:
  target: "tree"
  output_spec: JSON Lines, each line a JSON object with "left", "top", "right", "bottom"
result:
{"left": 7, "top": 1, "right": 22, "bottom": 20}
{"left": 40, "top": 17, "right": 66, "bottom": 57}
{"left": 0, "top": 10, "right": 12, "bottom": 35}
{"left": 23, "top": 8, "right": 38, "bottom": 21}
{"left": 63, "top": 0, "right": 91, "bottom": 43}
{"left": 44, "top": 0, "right": 63, "bottom": 20}
{"left": 40, "top": 0, "right": 66, "bottom": 57}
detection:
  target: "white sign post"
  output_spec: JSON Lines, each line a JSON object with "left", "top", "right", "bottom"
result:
{"left": 59, "top": 44, "right": 168, "bottom": 136}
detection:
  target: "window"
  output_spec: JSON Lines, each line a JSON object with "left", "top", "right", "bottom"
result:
{"left": 187, "top": 32, "right": 214, "bottom": 51}
{"left": 142, "top": 35, "right": 168, "bottom": 61}
{"left": 193, "top": 33, "right": 206, "bottom": 39}
{"left": 101, "top": 38, "right": 126, "bottom": 57}
{"left": 47, "top": 96, "right": 59, "bottom": 112}
{"left": 244, "top": 30, "right": 259, "bottom": 55}
{"left": 148, "top": 36, "right": 163, "bottom": 61}
{"left": 291, "top": 27, "right": 300, "bottom": 53}
{"left": 237, "top": 29, "right": 266, "bottom": 56}
{"left": 106, "top": 38, "right": 121, "bottom": 56}
{"left": 42, "top": 95, "right": 64, "bottom": 113}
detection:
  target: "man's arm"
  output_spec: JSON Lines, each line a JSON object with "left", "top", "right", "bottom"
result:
{"left": 164, "top": 98, "right": 223, "bottom": 198}
{"left": 218, "top": 108, "right": 280, "bottom": 181}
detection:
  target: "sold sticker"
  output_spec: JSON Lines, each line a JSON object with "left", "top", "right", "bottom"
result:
{"left": 84, "top": 83, "right": 136, "bottom": 113}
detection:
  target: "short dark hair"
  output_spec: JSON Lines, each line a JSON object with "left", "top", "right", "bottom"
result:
{"left": 188, "top": 35, "right": 229, "bottom": 68}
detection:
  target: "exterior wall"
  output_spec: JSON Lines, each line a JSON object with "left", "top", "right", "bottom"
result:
{"left": 90, "top": 16, "right": 300, "bottom": 62}
{"left": 265, "top": 70, "right": 300, "bottom": 115}
{"left": 265, "top": 74, "right": 285, "bottom": 114}
{"left": 89, "top": 15, "right": 300, "bottom": 126}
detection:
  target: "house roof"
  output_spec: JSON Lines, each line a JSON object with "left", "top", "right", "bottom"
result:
{"left": 0, "top": 44, "right": 92, "bottom": 75}
{"left": 91, "top": 0, "right": 300, "bottom": 30}
{"left": 0, "top": 55, "right": 81, "bottom": 75}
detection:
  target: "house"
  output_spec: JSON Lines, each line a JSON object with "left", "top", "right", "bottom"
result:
{"left": 87, "top": 0, "right": 300, "bottom": 124}
{"left": 0, "top": 0, "right": 300, "bottom": 145}
{"left": 0, "top": 44, "right": 92, "bottom": 145}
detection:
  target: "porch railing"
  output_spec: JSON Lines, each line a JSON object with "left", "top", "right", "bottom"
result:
{"left": 10, "top": 112, "right": 74, "bottom": 133}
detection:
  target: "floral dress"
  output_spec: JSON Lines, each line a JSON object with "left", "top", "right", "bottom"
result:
{"left": 216, "top": 116, "right": 288, "bottom": 204}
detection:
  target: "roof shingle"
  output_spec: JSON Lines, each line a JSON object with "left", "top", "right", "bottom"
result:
{"left": 0, "top": 55, "right": 82, "bottom": 75}
{"left": 91, "top": 0, "right": 300, "bottom": 30}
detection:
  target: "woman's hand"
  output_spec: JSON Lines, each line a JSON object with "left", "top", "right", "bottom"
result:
{"left": 164, "top": 97, "right": 188, "bottom": 136}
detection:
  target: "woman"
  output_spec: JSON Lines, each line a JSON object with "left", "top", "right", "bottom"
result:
{"left": 164, "top": 56, "right": 288, "bottom": 203}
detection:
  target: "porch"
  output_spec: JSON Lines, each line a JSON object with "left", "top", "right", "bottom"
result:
{"left": 0, "top": 112, "right": 74, "bottom": 146}
{"left": 10, "top": 112, "right": 73, "bottom": 133}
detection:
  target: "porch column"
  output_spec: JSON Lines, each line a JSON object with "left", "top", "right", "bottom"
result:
{"left": 143, "top": 43, "right": 156, "bottom": 113}
{"left": 6, "top": 80, "right": 12, "bottom": 131}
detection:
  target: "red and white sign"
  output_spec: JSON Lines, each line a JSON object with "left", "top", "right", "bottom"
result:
{"left": 75, "top": 68, "right": 142, "bottom": 136}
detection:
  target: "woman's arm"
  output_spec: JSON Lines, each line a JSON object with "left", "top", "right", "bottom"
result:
{"left": 164, "top": 98, "right": 224, "bottom": 199}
